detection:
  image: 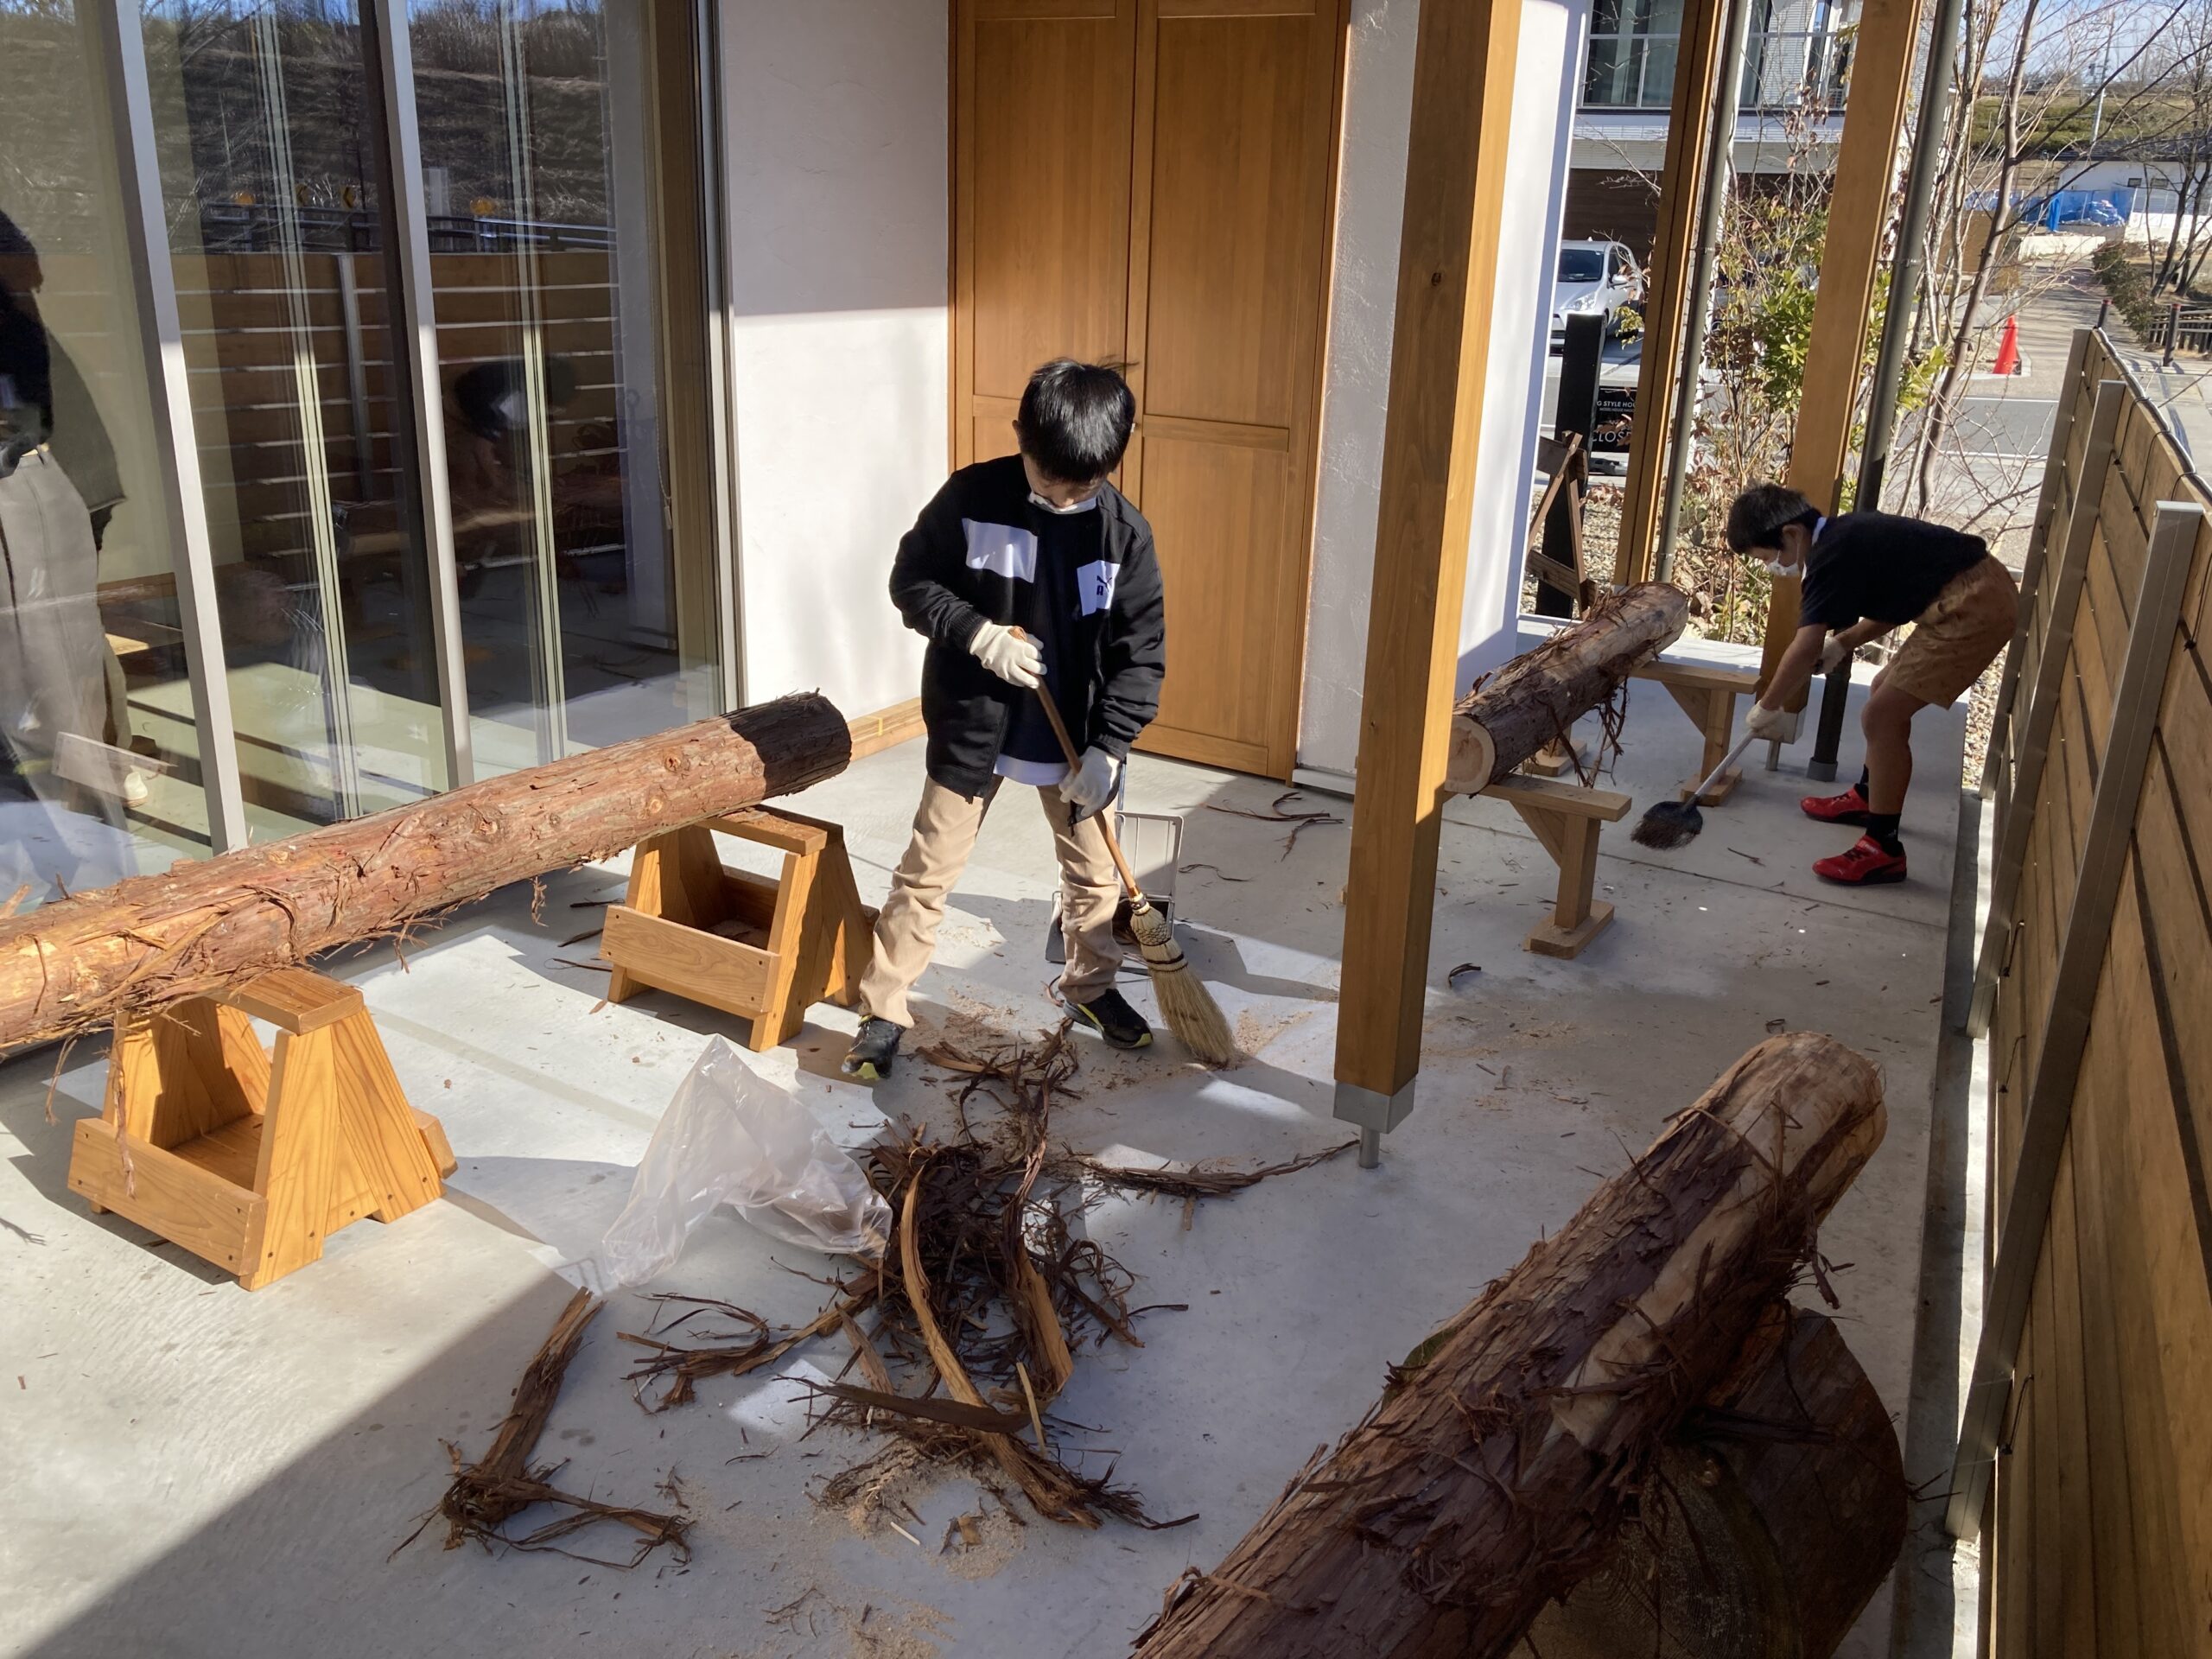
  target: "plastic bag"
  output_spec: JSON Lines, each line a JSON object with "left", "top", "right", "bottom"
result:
{"left": 587, "top": 1037, "right": 891, "bottom": 1290}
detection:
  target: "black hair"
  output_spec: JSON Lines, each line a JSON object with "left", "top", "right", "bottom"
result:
{"left": 0, "top": 211, "right": 35, "bottom": 262}
{"left": 1726, "top": 482, "right": 1820, "bottom": 553}
{"left": 1014, "top": 359, "right": 1135, "bottom": 484}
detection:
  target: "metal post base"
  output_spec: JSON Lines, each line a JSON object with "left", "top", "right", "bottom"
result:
{"left": 1334, "top": 1078, "right": 1419, "bottom": 1169}
{"left": 1806, "top": 757, "right": 1839, "bottom": 782}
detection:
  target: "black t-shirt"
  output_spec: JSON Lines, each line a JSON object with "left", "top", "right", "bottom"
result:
{"left": 996, "top": 501, "right": 1103, "bottom": 774}
{"left": 1799, "top": 512, "right": 1989, "bottom": 631}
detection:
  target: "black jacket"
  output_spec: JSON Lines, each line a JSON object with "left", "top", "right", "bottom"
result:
{"left": 890, "top": 455, "right": 1166, "bottom": 798}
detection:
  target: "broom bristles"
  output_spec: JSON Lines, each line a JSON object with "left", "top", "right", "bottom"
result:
{"left": 1123, "top": 899, "right": 1238, "bottom": 1065}
{"left": 1629, "top": 799, "right": 1704, "bottom": 850}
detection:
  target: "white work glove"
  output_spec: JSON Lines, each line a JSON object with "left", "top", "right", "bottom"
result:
{"left": 1817, "top": 636, "right": 1853, "bottom": 675}
{"left": 969, "top": 620, "right": 1043, "bottom": 689}
{"left": 1059, "top": 747, "right": 1119, "bottom": 816}
{"left": 1745, "top": 700, "right": 1790, "bottom": 741}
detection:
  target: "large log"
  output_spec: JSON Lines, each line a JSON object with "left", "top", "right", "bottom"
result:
{"left": 0, "top": 694, "right": 850, "bottom": 1052}
{"left": 1134, "top": 1033, "right": 1885, "bottom": 1659}
{"left": 1518, "top": 1305, "right": 1907, "bottom": 1659}
{"left": 1445, "top": 582, "right": 1688, "bottom": 792}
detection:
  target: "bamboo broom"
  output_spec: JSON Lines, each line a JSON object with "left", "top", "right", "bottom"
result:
{"left": 1014, "top": 643, "right": 1237, "bottom": 1065}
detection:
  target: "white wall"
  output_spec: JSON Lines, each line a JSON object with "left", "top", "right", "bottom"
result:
{"left": 1296, "top": 0, "right": 1590, "bottom": 782}
{"left": 720, "top": 0, "right": 948, "bottom": 720}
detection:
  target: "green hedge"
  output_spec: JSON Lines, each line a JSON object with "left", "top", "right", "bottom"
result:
{"left": 2091, "top": 244, "right": 2161, "bottom": 341}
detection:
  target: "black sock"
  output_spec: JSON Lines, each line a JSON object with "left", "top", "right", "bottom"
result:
{"left": 1855, "top": 766, "right": 1870, "bottom": 797}
{"left": 1866, "top": 811, "right": 1903, "bottom": 853}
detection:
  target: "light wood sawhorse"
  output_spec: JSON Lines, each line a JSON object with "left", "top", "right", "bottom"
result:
{"left": 68, "top": 967, "right": 454, "bottom": 1290}
{"left": 1636, "top": 657, "right": 1759, "bottom": 805}
{"left": 1482, "top": 773, "right": 1631, "bottom": 958}
{"left": 601, "top": 806, "right": 877, "bottom": 1050}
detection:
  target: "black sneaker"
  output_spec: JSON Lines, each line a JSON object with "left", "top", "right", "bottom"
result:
{"left": 840, "top": 1017, "right": 904, "bottom": 1081}
{"left": 1065, "top": 987, "right": 1153, "bottom": 1051}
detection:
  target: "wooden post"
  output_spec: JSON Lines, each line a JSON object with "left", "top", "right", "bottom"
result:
{"left": 1758, "top": 0, "right": 1928, "bottom": 699}
{"left": 1612, "top": 0, "right": 1731, "bottom": 586}
{"left": 1333, "top": 0, "right": 1523, "bottom": 1166}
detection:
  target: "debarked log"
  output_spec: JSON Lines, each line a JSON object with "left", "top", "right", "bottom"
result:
{"left": 1133, "top": 1033, "right": 1885, "bottom": 1659}
{"left": 1445, "top": 582, "right": 1688, "bottom": 792}
{"left": 0, "top": 694, "right": 851, "bottom": 1052}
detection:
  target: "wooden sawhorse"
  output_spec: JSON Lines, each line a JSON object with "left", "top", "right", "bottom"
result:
{"left": 601, "top": 806, "right": 877, "bottom": 1050}
{"left": 1636, "top": 657, "right": 1758, "bottom": 805}
{"left": 1482, "top": 773, "right": 1631, "bottom": 959}
{"left": 68, "top": 967, "right": 454, "bottom": 1290}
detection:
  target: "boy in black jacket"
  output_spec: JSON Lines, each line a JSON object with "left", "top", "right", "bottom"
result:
{"left": 842, "top": 361, "right": 1166, "bottom": 1081}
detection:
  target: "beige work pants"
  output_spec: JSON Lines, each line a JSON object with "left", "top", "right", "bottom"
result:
{"left": 858, "top": 777, "right": 1122, "bottom": 1027}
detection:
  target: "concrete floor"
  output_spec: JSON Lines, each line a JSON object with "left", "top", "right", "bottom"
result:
{"left": 0, "top": 665, "right": 1967, "bottom": 1659}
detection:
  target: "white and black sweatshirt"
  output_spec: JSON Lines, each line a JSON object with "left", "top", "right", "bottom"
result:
{"left": 888, "top": 454, "right": 1166, "bottom": 799}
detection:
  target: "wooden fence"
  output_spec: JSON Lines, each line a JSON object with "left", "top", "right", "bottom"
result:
{"left": 1960, "top": 326, "right": 2212, "bottom": 1653}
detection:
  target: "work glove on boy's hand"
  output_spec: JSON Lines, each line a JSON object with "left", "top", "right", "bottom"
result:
{"left": 1745, "top": 700, "right": 1791, "bottom": 741}
{"left": 1817, "top": 636, "right": 1852, "bottom": 675}
{"left": 969, "top": 621, "right": 1044, "bottom": 689}
{"left": 1059, "top": 747, "right": 1119, "bottom": 817}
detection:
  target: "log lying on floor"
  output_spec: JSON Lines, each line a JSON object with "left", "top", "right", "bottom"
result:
{"left": 1445, "top": 582, "right": 1688, "bottom": 792}
{"left": 1519, "top": 1305, "right": 1907, "bottom": 1659}
{"left": 0, "top": 694, "right": 849, "bottom": 1052}
{"left": 1133, "top": 1033, "right": 1885, "bottom": 1659}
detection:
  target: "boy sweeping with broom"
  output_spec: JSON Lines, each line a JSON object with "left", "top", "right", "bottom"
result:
{"left": 842, "top": 360, "right": 1168, "bottom": 1081}
{"left": 1727, "top": 483, "right": 2017, "bottom": 886}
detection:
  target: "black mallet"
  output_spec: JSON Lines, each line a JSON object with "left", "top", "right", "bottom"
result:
{"left": 1630, "top": 730, "right": 1759, "bottom": 850}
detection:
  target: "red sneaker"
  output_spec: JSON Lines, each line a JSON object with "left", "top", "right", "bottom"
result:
{"left": 1802, "top": 785, "right": 1872, "bottom": 825}
{"left": 1814, "top": 836, "right": 1908, "bottom": 885}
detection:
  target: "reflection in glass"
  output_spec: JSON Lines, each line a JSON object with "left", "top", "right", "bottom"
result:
{"left": 410, "top": 0, "right": 721, "bottom": 772}
{"left": 142, "top": 0, "right": 449, "bottom": 837}
{"left": 1, "top": 0, "right": 211, "bottom": 912}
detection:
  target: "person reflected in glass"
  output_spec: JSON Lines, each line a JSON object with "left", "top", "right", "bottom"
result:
{"left": 0, "top": 211, "right": 129, "bottom": 897}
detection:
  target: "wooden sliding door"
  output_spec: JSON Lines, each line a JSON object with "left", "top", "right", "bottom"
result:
{"left": 953, "top": 0, "right": 1346, "bottom": 779}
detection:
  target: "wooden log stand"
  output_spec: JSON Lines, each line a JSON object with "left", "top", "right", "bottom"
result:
{"left": 1638, "top": 657, "right": 1756, "bottom": 804}
{"left": 67, "top": 966, "right": 454, "bottom": 1291}
{"left": 1482, "top": 773, "right": 1630, "bottom": 958}
{"left": 601, "top": 806, "right": 876, "bottom": 1050}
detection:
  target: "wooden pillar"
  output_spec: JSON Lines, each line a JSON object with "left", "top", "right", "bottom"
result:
{"left": 1332, "top": 0, "right": 1522, "bottom": 1161}
{"left": 1757, "top": 0, "right": 1928, "bottom": 698}
{"left": 1611, "top": 0, "right": 1731, "bottom": 586}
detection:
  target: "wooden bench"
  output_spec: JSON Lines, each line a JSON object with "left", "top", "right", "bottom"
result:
{"left": 1481, "top": 773, "right": 1632, "bottom": 959}
{"left": 68, "top": 967, "right": 454, "bottom": 1290}
{"left": 1637, "top": 656, "right": 1759, "bottom": 805}
{"left": 601, "top": 806, "right": 877, "bottom": 1050}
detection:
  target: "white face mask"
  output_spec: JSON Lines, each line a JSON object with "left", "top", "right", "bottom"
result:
{"left": 1762, "top": 557, "right": 1796, "bottom": 578}
{"left": 1029, "top": 489, "right": 1098, "bottom": 516}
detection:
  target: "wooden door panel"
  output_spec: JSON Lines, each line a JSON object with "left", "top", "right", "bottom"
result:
{"left": 962, "top": 3, "right": 1137, "bottom": 434}
{"left": 1124, "top": 0, "right": 1341, "bottom": 774}
{"left": 955, "top": 0, "right": 1344, "bottom": 777}
{"left": 1135, "top": 434, "right": 1292, "bottom": 774}
{"left": 1140, "top": 10, "right": 1329, "bottom": 429}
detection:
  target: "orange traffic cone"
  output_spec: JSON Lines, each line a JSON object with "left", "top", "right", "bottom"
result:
{"left": 1992, "top": 314, "right": 2021, "bottom": 376}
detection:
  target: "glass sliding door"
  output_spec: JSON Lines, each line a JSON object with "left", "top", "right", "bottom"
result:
{"left": 140, "top": 0, "right": 451, "bottom": 837}
{"left": 408, "top": 0, "right": 722, "bottom": 773}
{"left": 1, "top": 0, "right": 213, "bottom": 909}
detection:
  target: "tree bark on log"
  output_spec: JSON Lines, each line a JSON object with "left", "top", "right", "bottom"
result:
{"left": 1445, "top": 582, "right": 1688, "bottom": 792}
{"left": 1133, "top": 1033, "right": 1885, "bottom": 1659}
{"left": 0, "top": 694, "right": 850, "bottom": 1052}
{"left": 1519, "top": 1306, "right": 1907, "bottom": 1659}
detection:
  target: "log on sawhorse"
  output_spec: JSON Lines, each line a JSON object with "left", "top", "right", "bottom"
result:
{"left": 1481, "top": 772, "right": 1630, "bottom": 959}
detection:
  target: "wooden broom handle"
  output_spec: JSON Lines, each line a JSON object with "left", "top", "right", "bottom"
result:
{"left": 1010, "top": 629, "right": 1146, "bottom": 901}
